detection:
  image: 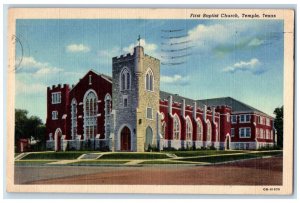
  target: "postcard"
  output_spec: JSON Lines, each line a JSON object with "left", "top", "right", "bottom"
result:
{"left": 6, "top": 8, "right": 294, "bottom": 194}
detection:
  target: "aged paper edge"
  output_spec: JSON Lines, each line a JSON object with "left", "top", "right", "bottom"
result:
{"left": 6, "top": 8, "right": 295, "bottom": 195}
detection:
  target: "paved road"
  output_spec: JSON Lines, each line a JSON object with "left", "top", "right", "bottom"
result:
{"left": 15, "top": 156, "right": 283, "bottom": 185}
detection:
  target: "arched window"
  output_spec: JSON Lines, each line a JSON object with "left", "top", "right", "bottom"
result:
{"left": 161, "top": 121, "right": 166, "bottom": 139}
{"left": 186, "top": 117, "right": 193, "bottom": 140}
{"left": 71, "top": 98, "right": 77, "bottom": 139}
{"left": 84, "top": 90, "right": 97, "bottom": 140}
{"left": 104, "top": 94, "right": 112, "bottom": 138}
{"left": 196, "top": 120, "right": 203, "bottom": 141}
{"left": 145, "top": 69, "right": 154, "bottom": 91}
{"left": 206, "top": 120, "right": 212, "bottom": 142}
{"left": 120, "top": 68, "right": 131, "bottom": 91}
{"left": 173, "top": 114, "right": 181, "bottom": 140}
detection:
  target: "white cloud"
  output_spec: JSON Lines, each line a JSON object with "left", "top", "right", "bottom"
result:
{"left": 161, "top": 74, "right": 190, "bottom": 85}
{"left": 223, "top": 58, "right": 264, "bottom": 74}
{"left": 66, "top": 44, "right": 90, "bottom": 53}
{"left": 122, "top": 39, "right": 158, "bottom": 57}
{"left": 98, "top": 47, "right": 121, "bottom": 58}
{"left": 18, "top": 56, "right": 63, "bottom": 77}
{"left": 186, "top": 23, "right": 265, "bottom": 54}
{"left": 188, "top": 24, "right": 230, "bottom": 46}
{"left": 248, "top": 38, "right": 264, "bottom": 47}
{"left": 97, "top": 39, "right": 160, "bottom": 62}
{"left": 16, "top": 80, "right": 46, "bottom": 95}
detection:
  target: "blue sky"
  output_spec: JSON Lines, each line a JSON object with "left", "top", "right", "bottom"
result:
{"left": 15, "top": 19, "right": 284, "bottom": 122}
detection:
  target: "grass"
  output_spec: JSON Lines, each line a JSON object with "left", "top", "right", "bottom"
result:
{"left": 98, "top": 152, "right": 169, "bottom": 160}
{"left": 15, "top": 160, "right": 55, "bottom": 165}
{"left": 21, "top": 151, "right": 89, "bottom": 160}
{"left": 68, "top": 160, "right": 128, "bottom": 165}
{"left": 180, "top": 151, "right": 283, "bottom": 163}
{"left": 168, "top": 150, "right": 245, "bottom": 157}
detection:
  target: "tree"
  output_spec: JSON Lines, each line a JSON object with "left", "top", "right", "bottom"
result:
{"left": 273, "top": 106, "right": 283, "bottom": 148}
{"left": 15, "top": 109, "right": 46, "bottom": 151}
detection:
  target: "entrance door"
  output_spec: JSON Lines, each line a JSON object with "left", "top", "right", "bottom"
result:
{"left": 55, "top": 129, "right": 62, "bottom": 151}
{"left": 121, "top": 126, "right": 131, "bottom": 151}
{"left": 145, "top": 126, "right": 153, "bottom": 151}
{"left": 226, "top": 135, "right": 230, "bottom": 150}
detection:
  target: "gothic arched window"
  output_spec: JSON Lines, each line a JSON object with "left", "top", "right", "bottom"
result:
{"left": 186, "top": 117, "right": 193, "bottom": 140}
{"left": 196, "top": 119, "right": 203, "bottom": 141}
{"left": 145, "top": 69, "right": 154, "bottom": 91}
{"left": 84, "top": 90, "right": 97, "bottom": 140}
{"left": 71, "top": 98, "right": 77, "bottom": 139}
{"left": 120, "top": 68, "right": 131, "bottom": 91}
{"left": 173, "top": 114, "right": 181, "bottom": 140}
{"left": 104, "top": 94, "right": 112, "bottom": 138}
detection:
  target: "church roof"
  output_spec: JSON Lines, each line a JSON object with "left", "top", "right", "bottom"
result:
{"left": 160, "top": 91, "right": 272, "bottom": 117}
{"left": 197, "top": 97, "right": 272, "bottom": 117}
{"left": 160, "top": 90, "right": 196, "bottom": 106}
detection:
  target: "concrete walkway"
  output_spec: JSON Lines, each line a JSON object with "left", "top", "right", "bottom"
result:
{"left": 47, "top": 160, "right": 79, "bottom": 165}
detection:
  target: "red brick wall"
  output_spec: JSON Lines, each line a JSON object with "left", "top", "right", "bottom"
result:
{"left": 46, "top": 84, "right": 70, "bottom": 140}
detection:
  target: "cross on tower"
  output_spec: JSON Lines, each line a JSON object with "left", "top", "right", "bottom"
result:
{"left": 137, "top": 35, "right": 141, "bottom": 46}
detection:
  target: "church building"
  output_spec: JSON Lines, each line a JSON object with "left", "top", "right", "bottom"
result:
{"left": 46, "top": 45, "right": 277, "bottom": 152}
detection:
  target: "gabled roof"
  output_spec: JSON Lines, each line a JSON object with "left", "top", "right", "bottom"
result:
{"left": 160, "top": 91, "right": 272, "bottom": 117}
{"left": 70, "top": 69, "right": 112, "bottom": 91}
{"left": 197, "top": 97, "right": 272, "bottom": 117}
{"left": 160, "top": 91, "right": 196, "bottom": 106}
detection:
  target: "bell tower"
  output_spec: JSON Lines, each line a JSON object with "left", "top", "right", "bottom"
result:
{"left": 112, "top": 37, "right": 160, "bottom": 152}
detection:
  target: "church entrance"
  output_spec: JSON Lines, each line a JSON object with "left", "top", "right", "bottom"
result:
{"left": 54, "top": 128, "right": 62, "bottom": 152}
{"left": 225, "top": 135, "right": 231, "bottom": 150}
{"left": 120, "top": 126, "right": 131, "bottom": 151}
{"left": 145, "top": 126, "right": 153, "bottom": 151}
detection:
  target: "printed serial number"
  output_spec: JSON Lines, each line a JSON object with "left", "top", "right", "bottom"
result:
{"left": 263, "top": 188, "right": 281, "bottom": 191}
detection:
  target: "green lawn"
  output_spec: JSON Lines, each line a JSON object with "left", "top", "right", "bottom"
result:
{"left": 15, "top": 160, "right": 55, "bottom": 165}
{"left": 98, "top": 152, "right": 169, "bottom": 160}
{"left": 180, "top": 151, "right": 283, "bottom": 163}
{"left": 168, "top": 150, "right": 245, "bottom": 157}
{"left": 21, "top": 152, "right": 89, "bottom": 160}
{"left": 68, "top": 160, "right": 128, "bottom": 165}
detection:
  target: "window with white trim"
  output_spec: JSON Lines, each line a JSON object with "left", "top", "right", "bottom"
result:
{"left": 231, "top": 115, "right": 237, "bottom": 123}
{"left": 271, "top": 130, "right": 273, "bottom": 140}
{"left": 239, "top": 127, "right": 251, "bottom": 138}
{"left": 120, "top": 68, "right": 131, "bottom": 91}
{"left": 266, "top": 118, "right": 270, "bottom": 126}
{"left": 104, "top": 94, "right": 112, "bottom": 138}
{"left": 240, "top": 114, "right": 251, "bottom": 123}
{"left": 146, "top": 107, "right": 153, "bottom": 119}
{"left": 52, "top": 111, "right": 58, "bottom": 120}
{"left": 84, "top": 91, "right": 97, "bottom": 140}
{"left": 71, "top": 99, "right": 77, "bottom": 139}
{"left": 196, "top": 120, "right": 203, "bottom": 141}
{"left": 173, "top": 115, "right": 180, "bottom": 140}
{"left": 256, "top": 128, "right": 260, "bottom": 138}
{"left": 122, "top": 95, "right": 128, "bottom": 108}
{"left": 231, "top": 128, "right": 235, "bottom": 137}
{"left": 260, "top": 128, "right": 264, "bottom": 138}
{"left": 51, "top": 92, "right": 61, "bottom": 104}
{"left": 145, "top": 69, "right": 154, "bottom": 91}
{"left": 49, "top": 133, "right": 53, "bottom": 141}
{"left": 186, "top": 118, "right": 193, "bottom": 140}
{"left": 266, "top": 129, "right": 270, "bottom": 139}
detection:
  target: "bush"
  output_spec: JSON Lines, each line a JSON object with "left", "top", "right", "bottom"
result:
{"left": 258, "top": 145, "right": 282, "bottom": 151}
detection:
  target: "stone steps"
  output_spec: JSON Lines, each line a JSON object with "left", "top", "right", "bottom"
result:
{"left": 79, "top": 153, "right": 102, "bottom": 160}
